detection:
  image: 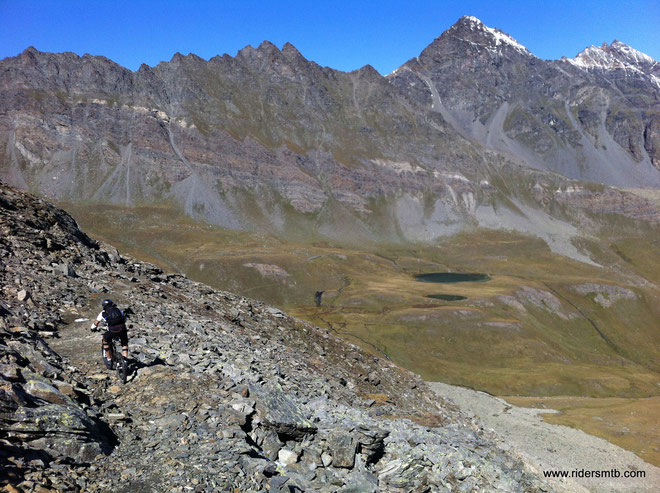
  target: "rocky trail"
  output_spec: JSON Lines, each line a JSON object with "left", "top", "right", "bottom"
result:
{"left": 0, "top": 181, "right": 560, "bottom": 491}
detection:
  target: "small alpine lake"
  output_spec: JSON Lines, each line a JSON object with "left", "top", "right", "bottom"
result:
{"left": 414, "top": 272, "right": 491, "bottom": 283}
{"left": 426, "top": 294, "right": 468, "bottom": 301}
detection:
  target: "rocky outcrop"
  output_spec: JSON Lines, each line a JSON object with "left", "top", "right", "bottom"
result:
{"left": 571, "top": 283, "right": 637, "bottom": 307}
{"left": 0, "top": 326, "right": 115, "bottom": 491}
{"left": 0, "top": 182, "right": 553, "bottom": 490}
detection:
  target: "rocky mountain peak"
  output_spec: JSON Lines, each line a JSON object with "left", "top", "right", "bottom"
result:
{"left": 1, "top": 48, "right": 133, "bottom": 94}
{"left": 392, "top": 16, "right": 534, "bottom": 78}
{"left": 281, "top": 41, "right": 302, "bottom": 58}
{"left": 168, "top": 51, "right": 205, "bottom": 66}
{"left": 608, "top": 41, "right": 659, "bottom": 71}
{"left": 236, "top": 44, "right": 257, "bottom": 58}
{"left": 169, "top": 51, "right": 185, "bottom": 63}
{"left": 445, "top": 15, "right": 532, "bottom": 55}
{"left": 354, "top": 64, "right": 381, "bottom": 79}
{"left": 19, "top": 46, "right": 39, "bottom": 58}
{"left": 257, "top": 40, "right": 279, "bottom": 53}
{"left": 235, "top": 41, "right": 284, "bottom": 65}
{"left": 16, "top": 46, "right": 40, "bottom": 68}
{"left": 230, "top": 39, "right": 319, "bottom": 80}
{"left": 566, "top": 40, "right": 658, "bottom": 76}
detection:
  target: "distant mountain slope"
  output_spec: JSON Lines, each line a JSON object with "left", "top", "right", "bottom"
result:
{"left": 389, "top": 16, "right": 660, "bottom": 187}
{"left": 0, "top": 16, "right": 658, "bottom": 256}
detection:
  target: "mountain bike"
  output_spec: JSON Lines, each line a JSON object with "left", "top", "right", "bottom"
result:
{"left": 102, "top": 338, "right": 128, "bottom": 384}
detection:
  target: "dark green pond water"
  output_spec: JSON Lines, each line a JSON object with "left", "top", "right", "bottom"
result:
{"left": 414, "top": 272, "right": 491, "bottom": 283}
{"left": 426, "top": 294, "right": 467, "bottom": 301}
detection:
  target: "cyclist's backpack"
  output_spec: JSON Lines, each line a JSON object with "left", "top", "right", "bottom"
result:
{"left": 104, "top": 305, "right": 125, "bottom": 327}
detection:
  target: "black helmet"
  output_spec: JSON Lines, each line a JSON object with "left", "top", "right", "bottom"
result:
{"left": 102, "top": 299, "right": 114, "bottom": 309}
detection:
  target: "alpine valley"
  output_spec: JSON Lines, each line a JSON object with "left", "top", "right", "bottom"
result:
{"left": 2, "top": 15, "right": 660, "bottom": 481}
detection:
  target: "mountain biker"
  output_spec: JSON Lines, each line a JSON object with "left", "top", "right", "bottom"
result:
{"left": 91, "top": 299, "right": 128, "bottom": 368}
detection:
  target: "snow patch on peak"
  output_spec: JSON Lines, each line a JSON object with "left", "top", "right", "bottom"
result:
{"left": 568, "top": 42, "right": 657, "bottom": 70}
{"left": 462, "top": 15, "right": 483, "bottom": 25}
{"left": 610, "top": 41, "right": 657, "bottom": 66}
{"left": 566, "top": 42, "right": 659, "bottom": 87}
{"left": 456, "top": 16, "right": 530, "bottom": 54}
{"left": 483, "top": 25, "right": 528, "bottom": 52}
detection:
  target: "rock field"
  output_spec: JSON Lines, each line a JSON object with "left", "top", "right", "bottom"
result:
{"left": 0, "top": 181, "right": 553, "bottom": 491}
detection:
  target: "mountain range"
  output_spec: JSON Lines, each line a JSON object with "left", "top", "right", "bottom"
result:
{"left": 1, "top": 16, "right": 659, "bottom": 261}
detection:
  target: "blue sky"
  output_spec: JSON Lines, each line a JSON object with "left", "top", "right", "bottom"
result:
{"left": 1, "top": 0, "right": 658, "bottom": 74}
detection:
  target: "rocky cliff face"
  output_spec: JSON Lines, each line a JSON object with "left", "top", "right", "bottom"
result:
{"left": 0, "top": 182, "right": 552, "bottom": 491}
{"left": 1, "top": 17, "right": 659, "bottom": 253}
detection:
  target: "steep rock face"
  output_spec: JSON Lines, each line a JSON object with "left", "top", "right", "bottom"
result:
{"left": 1, "top": 42, "right": 485, "bottom": 242}
{"left": 563, "top": 41, "right": 660, "bottom": 168}
{"left": 389, "top": 16, "right": 660, "bottom": 187}
{"left": 0, "top": 182, "right": 553, "bottom": 491}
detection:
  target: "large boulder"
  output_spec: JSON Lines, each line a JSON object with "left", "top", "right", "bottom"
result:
{"left": 10, "top": 404, "right": 109, "bottom": 462}
{"left": 325, "top": 430, "right": 358, "bottom": 469}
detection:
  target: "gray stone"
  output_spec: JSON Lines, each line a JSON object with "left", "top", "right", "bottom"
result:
{"left": 266, "top": 307, "right": 286, "bottom": 318}
{"left": 340, "top": 470, "right": 379, "bottom": 493}
{"left": 278, "top": 448, "right": 298, "bottom": 466}
{"left": 269, "top": 476, "right": 290, "bottom": 492}
{"left": 261, "top": 429, "right": 284, "bottom": 461}
{"left": 326, "top": 430, "right": 357, "bottom": 469}
{"left": 24, "top": 379, "right": 68, "bottom": 405}
{"left": 56, "top": 263, "right": 77, "bottom": 277}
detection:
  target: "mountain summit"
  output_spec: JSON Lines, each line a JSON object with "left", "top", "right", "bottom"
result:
{"left": 444, "top": 15, "right": 532, "bottom": 55}
{"left": 389, "top": 17, "right": 660, "bottom": 185}
{"left": 565, "top": 41, "right": 660, "bottom": 81}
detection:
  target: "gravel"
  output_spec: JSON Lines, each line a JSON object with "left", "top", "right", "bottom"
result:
{"left": 429, "top": 382, "right": 660, "bottom": 493}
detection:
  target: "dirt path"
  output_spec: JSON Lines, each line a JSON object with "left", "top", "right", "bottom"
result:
{"left": 49, "top": 319, "right": 113, "bottom": 382}
{"left": 428, "top": 382, "right": 660, "bottom": 492}
{"left": 50, "top": 295, "right": 132, "bottom": 386}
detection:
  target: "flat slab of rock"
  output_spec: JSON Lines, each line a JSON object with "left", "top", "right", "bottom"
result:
{"left": 250, "top": 382, "right": 316, "bottom": 439}
{"left": 24, "top": 379, "right": 69, "bottom": 405}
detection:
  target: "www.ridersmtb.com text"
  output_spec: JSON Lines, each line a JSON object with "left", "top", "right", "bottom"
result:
{"left": 543, "top": 469, "right": 646, "bottom": 479}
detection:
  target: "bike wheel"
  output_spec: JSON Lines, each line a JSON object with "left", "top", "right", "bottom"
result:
{"left": 115, "top": 341, "right": 128, "bottom": 384}
{"left": 118, "top": 355, "right": 127, "bottom": 384}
